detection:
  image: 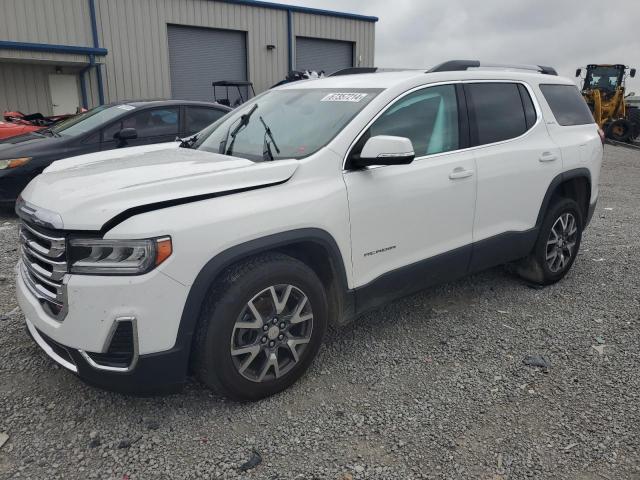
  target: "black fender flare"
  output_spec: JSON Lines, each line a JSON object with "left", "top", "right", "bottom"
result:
{"left": 535, "top": 167, "right": 592, "bottom": 228}
{"left": 172, "top": 228, "right": 350, "bottom": 356}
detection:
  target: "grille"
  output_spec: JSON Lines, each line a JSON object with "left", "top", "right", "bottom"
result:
{"left": 19, "top": 221, "right": 68, "bottom": 321}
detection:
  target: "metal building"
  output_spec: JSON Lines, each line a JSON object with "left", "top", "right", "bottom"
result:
{"left": 0, "top": 0, "right": 377, "bottom": 115}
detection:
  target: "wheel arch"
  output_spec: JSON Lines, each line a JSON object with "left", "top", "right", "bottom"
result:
{"left": 173, "top": 228, "right": 352, "bottom": 362}
{"left": 536, "top": 168, "right": 592, "bottom": 228}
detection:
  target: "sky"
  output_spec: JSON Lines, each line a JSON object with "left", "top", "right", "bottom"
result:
{"left": 278, "top": 0, "right": 640, "bottom": 93}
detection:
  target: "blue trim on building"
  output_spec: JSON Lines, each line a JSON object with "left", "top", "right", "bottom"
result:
{"left": 87, "top": 0, "right": 105, "bottom": 105}
{"left": 287, "top": 9, "right": 293, "bottom": 71}
{"left": 88, "top": 0, "right": 100, "bottom": 48}
{"left": 0, "top": 40, "right": 107, "bottom": 56}
{"left": 221, "top": 0, "right": 378, "bottom": 22}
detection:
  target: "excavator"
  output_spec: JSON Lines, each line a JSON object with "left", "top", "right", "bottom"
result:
{"left": 576, "top": 64, "right": 639, "bottom": 142}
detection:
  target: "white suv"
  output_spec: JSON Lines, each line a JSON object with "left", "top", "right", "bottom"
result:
{"left": 15, "top": 60, "right": 603, "bottom": 400}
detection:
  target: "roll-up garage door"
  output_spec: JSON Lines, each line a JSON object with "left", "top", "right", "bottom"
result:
{"left": 295, "top": 37, "right": 354, "bottom": 75}
{"left": 168, "top": 24, "right": 247, "bottom": 104}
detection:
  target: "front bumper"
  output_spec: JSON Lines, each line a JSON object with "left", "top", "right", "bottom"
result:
{"left": 25, "top": 318, "right": 188, "bottom": 394}
{"left": 17, "top": 261, "right": 193, "bottom": 394}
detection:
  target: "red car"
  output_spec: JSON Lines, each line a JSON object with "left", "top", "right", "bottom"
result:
{"left": 0, "top": 111, "right": 80, "bottom": 140}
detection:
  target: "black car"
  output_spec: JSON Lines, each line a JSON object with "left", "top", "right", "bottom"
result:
{"left": 0, "top": 100, "right": 231, "bottom": 207}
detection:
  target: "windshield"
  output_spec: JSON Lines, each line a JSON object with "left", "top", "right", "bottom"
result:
{"left": 51, "top": 104, "right": 133, "bottom": 137}
{"left": 195, "top": 88, "right": 381, "bottom": 161}
{"left": 585, "top": 67, "right": 622, "bottom": 92}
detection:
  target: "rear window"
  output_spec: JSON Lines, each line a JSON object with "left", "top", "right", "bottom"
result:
{"left": 540, "top": 84, "right": 594, "bottom": 126}
{"left": 465, "top": 83, "right": 528, "bottom": 145}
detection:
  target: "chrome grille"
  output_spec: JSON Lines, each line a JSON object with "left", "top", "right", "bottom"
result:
{"left": 19, "top": 221, "right": 68, "bottom": 321}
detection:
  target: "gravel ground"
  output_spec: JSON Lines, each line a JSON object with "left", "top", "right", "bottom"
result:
{"left": 0, "top": 145, "right": 639, "bottom": 480}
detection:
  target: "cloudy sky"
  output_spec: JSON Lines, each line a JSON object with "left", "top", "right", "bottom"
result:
{"left": 279, "top": 0, "right": 640, "bottom": 92}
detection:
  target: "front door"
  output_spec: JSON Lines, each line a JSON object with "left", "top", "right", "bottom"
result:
{"left": 48, "top": 74, "right": 79, "bottom": 115}
{"left": 344, "top": 84, "right": 477, "bottom": 306}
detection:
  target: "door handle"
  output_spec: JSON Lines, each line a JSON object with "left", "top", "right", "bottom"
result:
{"left": 539, "top": 152, "right": 558, "bottom": 162}
{"left": 449, "top": 167, "right": 474, "bottom": 180}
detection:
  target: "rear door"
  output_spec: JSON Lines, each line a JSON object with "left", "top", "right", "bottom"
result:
{"left": 466, "top": 81, "right": 562, "bottom": 270}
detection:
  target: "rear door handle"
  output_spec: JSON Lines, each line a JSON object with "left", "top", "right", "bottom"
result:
{"left": 539, "top": 152, "right": 558, "bottom": 162}
{"left": 449, "top": 167, "right": 474, "bottom": 180}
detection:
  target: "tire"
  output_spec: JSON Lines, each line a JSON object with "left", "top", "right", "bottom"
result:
{"left": 606, "top": 118, "right": 632, "bottom": 142}
{"left": 193, "top": 253, "right": 328, "bottom": 401}
{"left": 628, "top": 107, "right": 640, "bottom": 142}
{"left": 517, "top": 198, "right": 583, "bottom": 286}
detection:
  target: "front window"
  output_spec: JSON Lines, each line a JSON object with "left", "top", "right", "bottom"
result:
{"left": 52, "top": 105, "right": 133, "bottom": 137}
{"left": 584, "top": 67, "right": 622, "bottom": 92}
{"left": 195, "top": 88, "right": 381, "bottom": 161}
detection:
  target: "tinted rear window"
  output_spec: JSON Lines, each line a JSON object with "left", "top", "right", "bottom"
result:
{"left": 540, "top": 84, "right": 594, "bottom": 126}
{"left": 465, "top": 83, "right": 528, "bottom": 145}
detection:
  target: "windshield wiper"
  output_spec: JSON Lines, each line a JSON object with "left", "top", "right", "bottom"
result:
{"left": 38, "top": 128, "right": 61, "bottom": 138}
{"left": 179, "top": 134, "right": 198, "bottom": 149}
{"left": 219, "top": 103, "right": 258, "bottom": 156}
{"left": 260, "top": 116, "right": 280, "bottom": 161}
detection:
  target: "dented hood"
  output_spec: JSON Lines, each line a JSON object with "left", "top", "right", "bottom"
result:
{"left": 20, "top": 147, "right": 298, "bottom": 230}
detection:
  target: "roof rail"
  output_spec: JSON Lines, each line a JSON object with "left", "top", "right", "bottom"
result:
{"left": 428, "top": 60, "right": 557, "bottom": 76}
{"left": 330, "top": 67, "right": 378, "bottom": 76}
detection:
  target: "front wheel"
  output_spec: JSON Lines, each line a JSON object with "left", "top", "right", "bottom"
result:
{"left": 193, "top": 253, "right": 328, "bottom": 401}
{"left": 517, "top": 198, "right": 583, "bottom": 285}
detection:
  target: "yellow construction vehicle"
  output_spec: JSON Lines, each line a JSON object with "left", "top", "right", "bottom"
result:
{"left": 576, "top": 64, "right": 638, "bottom": 142}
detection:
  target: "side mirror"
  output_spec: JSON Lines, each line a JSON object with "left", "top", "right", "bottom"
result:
{"left": 575, "top": 68, "right": 582, "bottom": 77}
{"left": 352, "top": 135, "right": 415, "bottom": 168}
{"left": 116, "top": 128, "right": 137, "bottom": 141}
{"left": 630, "top": 68, "right": 636, "bottom": 78}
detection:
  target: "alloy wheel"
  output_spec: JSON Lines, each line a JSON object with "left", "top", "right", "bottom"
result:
{"left": 545, "top": 212, "right": 578, "bottom": 273}
{"left": 230, "top": 284, "right": 313, "bottom": 382}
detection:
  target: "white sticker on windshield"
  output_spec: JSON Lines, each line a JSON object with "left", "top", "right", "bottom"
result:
{"left": 116, "top": 104, "right": 136, "bottom": 111}
{"left": 321, "top": 93, "right": 368, "bottom": 102}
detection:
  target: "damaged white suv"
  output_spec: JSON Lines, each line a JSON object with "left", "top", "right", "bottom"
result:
{"left": 16, "top": 61, "right": 602, "bottom": 400}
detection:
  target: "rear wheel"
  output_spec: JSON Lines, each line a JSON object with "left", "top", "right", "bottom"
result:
{"left": 517, "top": 198, "right": 583, "bottom": 285}
{"left": 606, "top": 118, "right": 633, "bottom": 142}
{"left": 193, "top": 253, "right": 328, "bottom": 401}
{"left": 628, "top": 107, "right": 640, "bottom": 142}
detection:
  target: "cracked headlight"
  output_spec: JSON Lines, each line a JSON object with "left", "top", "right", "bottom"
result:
{"left": 68, "top": 237, "right": 172, "bottom": 275}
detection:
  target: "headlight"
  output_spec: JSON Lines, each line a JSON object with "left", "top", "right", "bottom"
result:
{"left": 68, "top": 237, "right": 172, "bottom": 275}
{"left": 0, "top": 157, "right": 31, "bottom": 169}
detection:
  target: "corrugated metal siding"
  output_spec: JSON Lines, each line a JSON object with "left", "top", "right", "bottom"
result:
{"left": 0, "top": 0, "right": 375, "bottom": 108}
{"left": 95, "top": 0, "right": 289, "bottom": 102}
{"left": 0, "top": 0, "right": 93, "bottom": 51}
{"left": 94, "top": 0, "right": 374, "bottom": 104}
{"left": 295, "top": 37, "right": 353, "bottom": 75}
{"left": 167, "top": 24, "right": 247, "bottom": 103}
{"left": 0, "top": 63, "right": 52, "bottom": 114}
{"left": 292, "top": 12, "right": 375, "bottom": 69}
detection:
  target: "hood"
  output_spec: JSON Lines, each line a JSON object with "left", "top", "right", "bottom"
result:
{"left": 44, "top": 141, "right": 179, "bottom": 172}
{"left": 20, "top": 147, "right": 299, "bottom": 231}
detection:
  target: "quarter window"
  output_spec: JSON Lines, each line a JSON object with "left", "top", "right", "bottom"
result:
{"left": 185, "top": 107, "right": 227, "bottom": 135}
{"left": 352, "top": 84, "right": 459, "bottom": 161}
{"left": 466, "top": 83, "right": 528, "bottom": 145}
{"left": 539, "top": 84, "right": 595, "bottom": 126}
